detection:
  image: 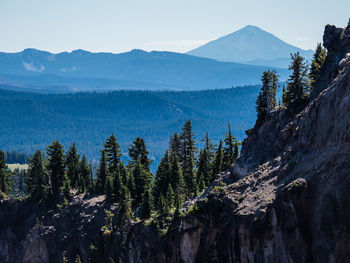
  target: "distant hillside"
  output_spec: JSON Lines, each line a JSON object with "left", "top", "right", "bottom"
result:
{"left": 0, "top": 49, "right": 289, "bottom": 93}
{"left": 0, "top": 86, "right": 262, "bottom": 170}
{"left": 187, "top": 25, "right": 314, "bottom": 68}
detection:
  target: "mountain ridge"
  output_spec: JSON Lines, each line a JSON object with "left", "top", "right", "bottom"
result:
{"left": 0, "top": 48, "right": 289, "bottom": 93}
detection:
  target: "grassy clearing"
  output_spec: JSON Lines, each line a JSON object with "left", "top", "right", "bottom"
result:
{"left": 7, "top": 163, "right": 28, "bottom": 172}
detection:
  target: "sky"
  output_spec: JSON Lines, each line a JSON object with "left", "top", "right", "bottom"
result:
{"left": 1, "top": 0, "right": 349, "bottom": 54}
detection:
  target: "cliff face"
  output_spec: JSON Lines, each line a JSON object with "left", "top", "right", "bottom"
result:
{"left": 117, "top": 21, "right": 350, "bottom": 262}
{"left": 1, "top": 22, "right": 350, "bottom": 263}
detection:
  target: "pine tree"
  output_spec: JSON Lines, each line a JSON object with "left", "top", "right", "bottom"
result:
{"left": 104, "top": 134, "right": 121, "bottom": 174}
{"left": 153, "top": 150, "right": 171, "bottom": 201}
{"left": 270, "top": 70, "right": 278, "bottom": 109}
{"left": 63, "top": 178, "right": 72, "bottom": 199}
{"left": 256, "top": 92, "right": 263, "bottom": 121}
{"left": 141, "top": 188, "right": 153, "bottom": 219}
{"left": 26, "top": 150, "right": 47, "bottom": 200}
{"left": 158, "top": 193, "right": 167, "bottom": 216}
{"left": 202, "top": 132, "right": 215, "bottom": 161}
{"left": 222, "top": 123, "right": 238, "bottom": 171}
{"left": 132, "top": 159, "right": 152, "bottom": 205}
{"left": 165, "top": 183, "right": 174, "bottom": 210}
{"left": 128, "top": 137, "right": 151, "bottom": 169}
{"left": 119, "top": 161, "right": 129, "bottom": 187}
{"left": 169, "top": 132, "right": 181, "bottom": 157}
{"left": 180, "top": 120, "right": 197, "bottom": 196}
{"left": 170, "top": 152, "right": 186, "bottom": 206}
{"left": 173, "top": 197, "right": 182, "bottom": 219}
{"left": 212, "top": 139, "right": 223, "bottom": 181}
{"left": 96, "top": 150, "right": 107, "bottom": 194}
{"left": 309, "top": 43, "right": 327, "bottom": 89}
{"left": 282, "top": 85, "right": 287, "bottom": 108}
{"left": 0, "top": 150, "right": 12, "bottom": 195}
{"left": 196, "top": 148, "right": 211, "bottom": 189}
{"left": 285, "top": 52, "right": 309, "bottom": 107}
{"left": 117, "top": 184, "right": 132, "bottom": 226}
{"left": 65, "top": 143, "right": 80, "bottom": 188}
{"left": 79, "top": 155, "right": 91, "bottom": 193}
{"left": 112, "top": 166, "right": 123, "bottom": 202}
{"left": 47, "top": 141, "right": 65, "bottom": 197}
{"left": 127, "top": 168, "right": 135, "bottom": 198}
{"left": 105, "top": 176, "right": 114, "bottom": 202}
{"left": 256, "top": 70, "right": 279, "bottom": 124}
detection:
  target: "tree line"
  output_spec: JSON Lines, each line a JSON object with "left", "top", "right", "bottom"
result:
{"left": 0, "top": 120, "right": 239, "bottom": 224}
{"left": 255, "top": 44, "right": 327, "bottom": 126}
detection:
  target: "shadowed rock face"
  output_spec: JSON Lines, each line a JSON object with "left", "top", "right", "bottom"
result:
{"left": 1, "top": 21, "right": 350, "bottom": 263}
{"left": 311, "top": 20, "right": 350, "bottom": 100}
{"left": 0, "top": 195, "right": 114, "bottom": 263}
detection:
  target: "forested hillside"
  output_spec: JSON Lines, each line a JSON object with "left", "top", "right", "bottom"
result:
{"left": 0, "top": 86, "right": 260, "bottom": 168}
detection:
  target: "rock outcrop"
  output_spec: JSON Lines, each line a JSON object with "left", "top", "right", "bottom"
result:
{"left": 1, "top": 21, "right": 350, "bottom": 263}
{"left": 0, "top": 195, "right": 114, "bottom": 263}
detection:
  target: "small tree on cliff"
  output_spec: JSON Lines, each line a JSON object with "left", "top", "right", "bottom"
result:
{"left": 212, "top": 139, "right": 223, "bottom": 181}
{"left": 256, "top": 70, "right": 279, "bottom": 124}
{"left": 222, "top": 123, "right": 239, "bottom": 171}
{"left": 285, "top": 52, "right": 309, "bottom": 107}
{"left": 309, "top": 43, "right": 327, "bottom": 89}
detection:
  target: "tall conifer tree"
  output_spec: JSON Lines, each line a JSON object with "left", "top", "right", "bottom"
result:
{"left": 128, "top": 137, "right": 151, "bottom": 169}
{"left": 309, "top": 43, "right": 327, "bottom": 89}
{"left": 65, "top": 143, "right": 80, "bottom": 188}
{"left": 180, "top": 120, "right": 197, "bottom": 196}
{"left": 79, "top": 155, "right": 91, "bottom": 193}
{"left": 47, "top": 141, "right": 65, "bottom": 197}
{"left": 223, "top": 123, "right": 238, "bottom": 171}
{"left": 256, "top": 70, "right": 279, "bottom": 124}
{"left": 212, "top": 140, "right": 223, "bottom": 181}
{"left": 196, "top": 149, "right": 211, "bottom": 189}
{"left": 169, "top": 132, "right": 181, "bottom": 157}
{"left": 153, "top": 150, "right": 171, "bottom": 201}
{"left": 26, "top": 150, "right": 47, "bottom": 200}
{"left": 141, "top": 188, "right": 153, "bottom": 219}
{"left": 104, "top": 134, "right": 121, "bottom": 174}
{"left": 170, "top": 152, "right": 186, "bottom": 205}
{"left": 285, "top": 52, "right": 309, "bottom": 107}
{"left": 132, "top": 159, "right": 152, "bottom": 205}
{"left": 96, "top": 150, "right": 107, "bottom": 194}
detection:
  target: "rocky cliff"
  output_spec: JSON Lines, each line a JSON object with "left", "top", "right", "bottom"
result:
{"left": 1, "top": 21, "right": 350, "bottom": 263}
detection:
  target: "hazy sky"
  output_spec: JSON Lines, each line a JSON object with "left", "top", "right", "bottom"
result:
{"left": 1, "top": 0, "right": 349, "bottom": 54}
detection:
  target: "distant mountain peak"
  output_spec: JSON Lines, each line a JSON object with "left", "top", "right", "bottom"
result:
{"left": 71, "top": 49, "right": 92, "bottom": 55}
{"left": 22, "top": 48, "right": 50, "bottom": 55}
{"left": 187, "top": 25, "right": 314, "bottom": 67}
{"left": 240, "top": 25, "right": 263, "bottom": 31}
